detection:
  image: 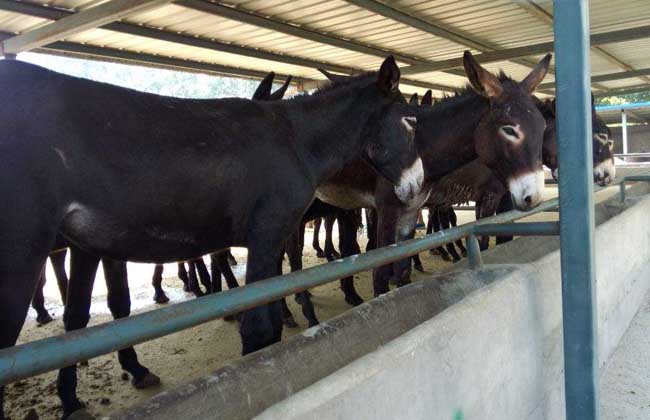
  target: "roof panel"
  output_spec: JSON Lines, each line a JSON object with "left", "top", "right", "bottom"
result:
{"left": 0, "top": 0, "right": 648, "bottom": 96}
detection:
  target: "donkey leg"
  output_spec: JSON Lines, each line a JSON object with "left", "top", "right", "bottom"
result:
{"left": 338, "top": 211, "right": 364, "bottom": 306}
{"left": 312, "top": 217, "right": 325, "bottom": 258}
{"left": 226, "top": 250, "right": 237, "bottom": 266}
{"left": 365, "top": 208, "right": 377, "bottom": 252}
{"left": 439, "top": 208, "right": 461, "bottom": 262}
{"left": 448, "top": 208, "right": 467, "bottom": 256}
{"left": 103, "top": 259, "right": 160, "bottom": 390}
{"left": 323, "top": 214, "right": 340, "bottom": 259}
{"left": 151, "top": 264, "right": 169, "bottom": 304}
{"left": 177, "top": 263, "right": 190, "bottom": 292}
{"left": 217, "top": 254, "right": 240, "bottom": 290}
{"left": 50, "top": 249, "right": 69, "bottom": 305}
{"left": 0, "top": 258, "right": 46, "bottom": 420}
{"left": 391, "top": 209, "right": 420, "bottom": 287}
{"left": 32, "top": 267, "right": 54, "bottom": 325}
{"left": 186, "top": 262, "right": 204, "bottom": 298}
{"left": 276, "top": 256, "right": 298, "bottom": 328}
{"left": 429, "top": 209, "right": 451, "bottom": 260}
{"left": 57, "top": 247, "right": 99, "bottom": 419}
{"left": 287, "top": 229, "right": 319, "bottom": 327}
{"left": 194, "top": 258, "right": 212, "bottom": 294}
{"left": 495, "top": 193, "right": 515, "bottom": 245}
{"left": 240, "top": 242, "right": 285, "bottom": 355}
{"left": 412, "top": 254, "right": 425, "bottom": 273}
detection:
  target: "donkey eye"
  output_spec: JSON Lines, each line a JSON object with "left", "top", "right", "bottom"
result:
{"left": 500, "top": 125, "right": 520, "bottom": 141}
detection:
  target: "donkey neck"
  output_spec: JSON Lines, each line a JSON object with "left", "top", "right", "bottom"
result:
{"left": 285, "top": 85, "right": 378, "bottom": 185}
{"left": 417, "top": 93, "right": 488, "bottom": 182}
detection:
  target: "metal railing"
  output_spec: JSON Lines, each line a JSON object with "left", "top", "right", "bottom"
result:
{"left": 0, "top": 174, "right": 648, "bottom": 387}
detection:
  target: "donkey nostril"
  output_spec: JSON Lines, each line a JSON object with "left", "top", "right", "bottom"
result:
{"left": 524, "top": 195, "right": 533, "bottom": 206}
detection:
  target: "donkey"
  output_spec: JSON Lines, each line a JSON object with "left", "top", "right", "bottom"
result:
{"left": 316, "top": 51, "right": 551, "bottom": 297}
{"left": 150, "top": 72, "right": 292, "bottom": 304}
{"left": 0, "top": 56, "right": 421, "bottom": 420}
{"left": 423, "top": 93, "right": 616, "bottom": 255}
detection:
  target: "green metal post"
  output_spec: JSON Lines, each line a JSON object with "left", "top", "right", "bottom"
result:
{"left": 553, "top": 1, "right": 599, "bottom": 419}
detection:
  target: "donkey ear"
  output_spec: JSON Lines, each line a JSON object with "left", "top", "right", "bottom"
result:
{"left": 606, "top": 139, "right": 614, "bottom": 150}
{"left": 520, "top": 53, "right": 552, "bottom": 94}
{"left": 421, "top": 90, "right": 433, "bottom": 106}
{"left": 318, "top": 68, "right": 349, "bottom": 82}
{"left": 462, "top": 50, "right": 503, "bottom": 98}
{"left": 409, "top": 93, "right": 419, "bottom": 105}
{"left": 550, "top": 98, "right": 557, "bottom": 116}
{"left": 401, "top": 116, "right": 417, "bottom": 134}
{"left": 253, "top": 72, "right": 275, "bottom": 100}
{"left": 377, "top": 55, "right": 400, "bottom": 94}
{"left": 269, "top": 76, "right": 292, "bottom": 101}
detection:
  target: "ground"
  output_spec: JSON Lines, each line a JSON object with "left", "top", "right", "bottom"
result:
{"left": 601, "top": 290, "right": 650, "bottom": 420}
{"left": 5, "top": 210, "right": 476, "bottom": 420}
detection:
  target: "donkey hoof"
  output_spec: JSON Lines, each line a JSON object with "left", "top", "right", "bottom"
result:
{"left": 36, "top": 313, "right": 54, "bottom": 325}
{"left": 440, "top": 254, "right": 452, "bottom": 262}
{"left": 315, "top": 250, "right": 325, "bottom": 258}
{"left": 396, "top": 278, "right": 412, "bottom": 288}
{"left": 132, "top": 372, "right": 161, "bottom": 389}
{"left": 461, "top": 249, "right": 468, "bottom": 257}
{"left": 282, "top": 316, "right": 299, "bottom": 328}
{"left": 429, "top": 249, "right": 439, "bottom": 256}
{"left": 224, "top": 312, "right": 242, "bottom": 322}
{"left": 153, "top": 294, "right": 170, "bottom": 304}
{"left": 182, "top": 285, "right": 191, "bottom": 293}
{"left": 331, "top": 251, "right": 341, "bottom": 259}
{"left": 345, "top": 294, "right": 364, "bottom": 307}
{"left": 78, "top": 360, "right": 89, "bottom": 367}
{"left": 64, "top": 408, "right": 94, "bottom": 420}
{"left": 413, "top": 263, "right": 424, "bottom": 273}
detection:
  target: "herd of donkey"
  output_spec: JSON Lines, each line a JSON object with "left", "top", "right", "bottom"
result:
{"left": 0, "top": 49, "right": 617, "bottom": 419}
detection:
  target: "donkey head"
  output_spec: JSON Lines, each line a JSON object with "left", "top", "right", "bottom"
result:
{"left": 363, "top": 57, "right": 422, "bottom": 203}
{"left": 463, "top": 51, "right": 551, "bottom": 210}
{"left": 536, "top": 96, "right": 615, "bottom": 186}
{"left": 319, "top": 58, "right": 422, "bottom": 203}
{"left": 591, "top": 96, "right": 615, "bottom": 186}
{"left": 252, "top": 72, "right": 293, "bottom": 101}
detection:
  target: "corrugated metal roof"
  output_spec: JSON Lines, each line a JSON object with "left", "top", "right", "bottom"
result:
{"left": 0, "top": 0, "right": 649, "bottom": 97}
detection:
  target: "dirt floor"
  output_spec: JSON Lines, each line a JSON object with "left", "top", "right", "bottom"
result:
{"left": 5, "top": 184, "right": 586, "bottom": 420}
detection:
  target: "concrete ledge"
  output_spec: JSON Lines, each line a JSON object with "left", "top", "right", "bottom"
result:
{"left": 111, "top": 183, "right": 650, "bottom": 420}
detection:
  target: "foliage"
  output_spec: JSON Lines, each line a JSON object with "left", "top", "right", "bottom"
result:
{"left": 596, "top": 91, "right": 650, "bottom": 106}
{"left": 18, "top": 52, "right": 263, "bottom": 99}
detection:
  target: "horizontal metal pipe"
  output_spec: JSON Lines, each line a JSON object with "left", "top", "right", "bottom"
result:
{"left": 0, "top": 175, "right": 644, "bottom": 386}
{"left": 472, "top": 222, "right": 560, "bottom": 237}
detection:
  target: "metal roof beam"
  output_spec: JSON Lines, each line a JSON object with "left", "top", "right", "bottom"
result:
{"left": 400, "top": 25, "right": 650, "bottom": 76}
{"left": 0, "top": 0, "right": 453, "bottom": 92}
{"left": 177, "top": 0, "right": 420, "bottom": 65}
{"left": 345, "top": 0, "right": 555, "bottom": 75}
{"left": 177, "top": 1, "right": 471, "bottom": 89}
{"left": 514, "top": 0, "right": 650, "bottom": 88}
{"left": 1, "top": 0, "right": 173, "bottom": 55}
{"left": 539, "top": 67, "right": 650, "bottom": 90}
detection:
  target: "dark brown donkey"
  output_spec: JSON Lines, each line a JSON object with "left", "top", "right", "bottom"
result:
{"left": 149, "top": 72, "right": 293, "bottom": 305}
{"left": 0, "top": 56, "right": 423, "bottom": 420}
{"left": 316, "top": 51, "right": 551, "bottom": 298}
{"left": 423, "top": 93, "right": 616, "bottom": 257}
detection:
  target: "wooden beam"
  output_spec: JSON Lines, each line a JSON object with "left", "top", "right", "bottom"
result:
{"left": 2, "top": 0, "right": 173, "bottom": 54}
